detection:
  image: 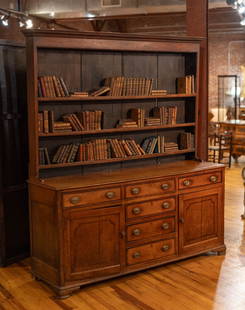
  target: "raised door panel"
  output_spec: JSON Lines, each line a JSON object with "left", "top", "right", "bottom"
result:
{"left": 179, "top": 187, "right": 223, "bottom": 255}
{"left": 63, "top": 206, "right": 124, "bottom": 281}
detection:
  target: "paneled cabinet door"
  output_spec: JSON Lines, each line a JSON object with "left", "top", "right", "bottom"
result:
{"left": 179, "top": 188, "right": 224, "bottom": 255}
{"left": 63, "top": 206, "right": 124, "bottom": 282}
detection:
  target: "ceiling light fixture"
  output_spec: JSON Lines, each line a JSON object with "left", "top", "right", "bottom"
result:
{"left": 25, "top": 19, "right": 33, "bottom": 29}
{"left": 226, "top": 0, "right": 245, "bottom": 25}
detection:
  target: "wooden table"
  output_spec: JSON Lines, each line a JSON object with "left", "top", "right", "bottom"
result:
{"left": 220, "top": 120, "right": 245, "bottom": 162}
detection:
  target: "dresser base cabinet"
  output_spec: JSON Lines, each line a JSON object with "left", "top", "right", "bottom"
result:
{"left": 28, "top": 160, "right": 226, "bottom": 298}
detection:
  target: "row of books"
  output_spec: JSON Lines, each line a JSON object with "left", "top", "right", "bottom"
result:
{"left": 153, "top": 106, "right": 177, "bottom": 125}
{"left": 38, "top": 76, "right": 69, "bottom": 97}
{"left": 38, "top": 110, "right": 103, "bottom": 133}
{"left": 176, "top": 75, "right": 195, "bottom": 94}
{"left": 118, "top": 107, "right": 177, "bottom": 128}
{"left": 179, "top": 132, "right": 195, "bottom": 150}
{"left": 79, "top": 139, "right": 145, "bottom": 161}
{"left": 44, "top": 139, "right": 145, "bottom": 164}
{"left": 37, "top": 75, "right": 196, "bottom": 98}
{"left": 39, "top": 133, "right": 195, "bottom": 165}
{"left": 104, "top": 77, "right": 154, "bottom": 96}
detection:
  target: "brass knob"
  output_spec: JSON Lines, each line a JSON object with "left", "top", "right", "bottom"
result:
{"left": 132, "top": 207, "right": 142, "bottom": 215}
{"left": 161, "top": 184, "right": 169, "bottom": 190}
{"left": 209, "top": 175, "right": 218, "bottom": 183}
{"left": 131, "top": 187, "right": 140, "bottom": 195}
{"left": 162, "top": 202, "right": 170, "bottom": 209}
{"left": 162, "top": 245, "right": 169, "bottom": 252}
{"left": 69, "top": 196, "right": 81, "bottom": 204}
{"left": 162, "top": 223, "right": 169, "bottom": 230}
{"left": 106, "top": 191, "right": 115, "bottom": 199}
{"left": 132, "top": 228, "right": 141, "bottom": 236}
{"left": 183, "top": 179, "right": 191, "bottom": 186}
{"left": 133, "top": 252, "right": 141, "bottom": 259}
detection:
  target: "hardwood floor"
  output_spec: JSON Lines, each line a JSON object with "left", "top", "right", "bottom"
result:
{"left": 0, "top": 160, "right": 244, "bottom": 310}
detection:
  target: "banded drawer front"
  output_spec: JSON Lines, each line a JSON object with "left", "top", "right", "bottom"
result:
{"left": 127, "top": 197, "right": 176, "bottom": 219}
{"left": 127, "top": 217, "right": 175, "bottom": 242}
{"left": 179, "top": 171, "right": 222, "bottom": 190}
{"left": 125, "top": 178, "right": 175, "bottom": 199}
{"left": 63, "top": 187, "right": 121, "bottom": 207}
{"left": 127, "top": 238, "right": 176, "bottom": 265}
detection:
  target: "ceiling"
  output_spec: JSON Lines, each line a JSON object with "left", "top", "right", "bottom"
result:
{"left": 22, "top": 0, "right": 230, "bottom": 19}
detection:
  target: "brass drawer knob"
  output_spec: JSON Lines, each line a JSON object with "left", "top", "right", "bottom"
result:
{"left": 132, "top": 207, "right": 142, "bottom": 215}
{"left": 209, "top": 175, "right": 218, "bottom": 183}
{"left": 162, "top": 245, "right": 169, "bottom": 252}
{"left": 133, "top": 252, "right": 141, "bottom": 259}
{"left": 161, "top": 183, "right": 169, "bottom": 190}
{"left": 69, "top": 196, "right": 81, "bottom": 204}
{"left": 132, "top": 228, "right": 141, "bottom": 236}
{"left": 162, "top": 223, "right": 169, "bottom": 230}
{"left": 162, "top": 202, "right": 170, "bottom": 209}
{"left": 183, "top": 179, "right": 191, "bottom": 186}
{"left": 105, "top": 191, "right": 115, "bottom": 199}
{"left": 131, "top": 187, "right": 140, "bottom": 195}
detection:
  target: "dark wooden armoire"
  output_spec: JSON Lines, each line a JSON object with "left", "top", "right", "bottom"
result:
{"left": 0, "top": 40, "right": 29, "bottom": 266}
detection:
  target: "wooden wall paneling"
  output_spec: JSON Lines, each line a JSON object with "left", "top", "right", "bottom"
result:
{"left": 38, "top": 49, "right": 82, "bottom": 93}
{"left": 0, "top": 41, "right": 29, "bottom": 266}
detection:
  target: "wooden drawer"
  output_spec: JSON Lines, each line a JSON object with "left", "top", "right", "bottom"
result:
{"left": 178, "top": 171, "right": 222, "bottom": 190}
{"left": 127, "top": 217, "right": 175, "bottom": 242}
{"left": 125, "top": 178, "right": 175, "bottom": 199}
{"left": 127, "top": 238, "right": 176, "bottom": 265}
{"left": 126, "top": 197, "right": 176, "bottom": 220}
{"left": 63, "top": 187, "right": 121, "bottom": 207}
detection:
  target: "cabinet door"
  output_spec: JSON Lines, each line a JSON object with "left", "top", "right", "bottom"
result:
{"left": 63, "top": 206, "right": 124, "bottom": 282}
{"left": 179, "top": 188, "right": 224, "bottom": 255}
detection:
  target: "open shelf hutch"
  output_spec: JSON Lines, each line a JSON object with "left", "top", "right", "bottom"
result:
{"left": 25, "top": 30, "right": 225, "bottom": 298}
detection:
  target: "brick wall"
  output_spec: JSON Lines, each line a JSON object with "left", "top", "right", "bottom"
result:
{"left": 209, "top": 33, "right": 245, "bottom": 110}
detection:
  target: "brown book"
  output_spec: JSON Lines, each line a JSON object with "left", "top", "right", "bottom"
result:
{"left": 43, "top": 147, "right": 50, "bottom": 164}
{"left": 59, "top": 77, "right": 69, "bottom": 96}
{"left": 62, "top": 144, "right": 72, "bottom": 163}
{"left": 109, "top": 140, "right": 119, "bottom": 158}
{"left": 59, "top": 144, "right": 68, "bottom": 163}
{"left": 52, "top": 145, "right": 64, "bottom": 163}
{"left": 121, "top": 140, "right": 132, "bottom": 156}
{"left": 52, "top": 76, "right": 61, "bottom": 97}
{"left": 71, "top": 114, "right": 84, "bottom": 131}
{"left": 48, "top": 110, "right": 54, "bottom": 133}
{"left": 48, "top": 76, "right": 56, "bottom": 97}
{"left": 70, "top": 144, "right": 79, "bottom": 162}
{"left": 39, "top": 77, "right": 47, "bottom": 97}
{"left": 90, "top": 86, "right": 110, "bottom": 97}
{"left": 43, "top": 76, "right": 52, "bottom": 97}
{"left": 56, "top": 77, "right": 65, "bottom": 97}
{"left": 177, "top": 77, "right": 187, "bottom": 94}
{"left": 38, "top": 112, "right": 44, "bottom": 133}
{"left": 43, "top": 110, "right": 49, "bottom": 133}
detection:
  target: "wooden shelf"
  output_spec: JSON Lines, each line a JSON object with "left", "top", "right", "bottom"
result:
{"left": 39, "top": 123, "right": 196, "bottom": 137}
{"left": 39, "top": 149, "right": 195, "bottom": 169}
{"left": 38, "top": 93, "right": 197, "bottom": 103}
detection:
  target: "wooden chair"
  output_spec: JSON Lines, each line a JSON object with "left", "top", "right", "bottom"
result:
{"left": 208, "top": 132, "right": 233, "bottom": 167}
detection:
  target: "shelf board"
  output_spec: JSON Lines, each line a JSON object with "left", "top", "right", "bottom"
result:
{"left": 38, "top": 93, "right": 197, "bottom": 103}
{"left": 39, "top": 123, "right": 196, "bottom": 137}
{"left": 39, "top": 149, "right": 195, "bottom": 170}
